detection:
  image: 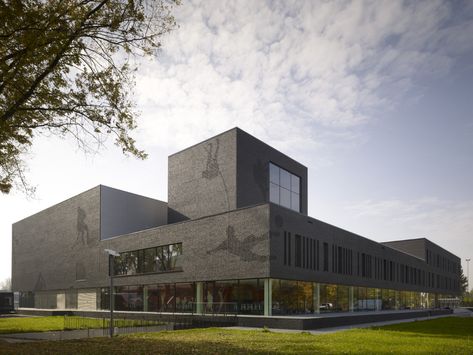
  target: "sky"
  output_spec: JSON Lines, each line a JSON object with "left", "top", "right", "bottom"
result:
{"left": 1, "top": 0, "right": 473, "bottom": 288}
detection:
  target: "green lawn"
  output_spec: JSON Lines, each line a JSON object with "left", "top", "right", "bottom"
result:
{"left": 0, "top": 316, "right": 74, "bottom": 334}
{"left": 0, "top": 316, "right": 472, "bottom": 354}
{"left": 0, "top": 316, "right": 156, "bottom": 334}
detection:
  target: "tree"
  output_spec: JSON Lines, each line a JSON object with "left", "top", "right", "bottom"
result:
{"left": 0, "top": 277, "right": 11, "bottom": 290}
{"left": 0, "top": 0, "right": 179, "bottom": 194}
{"left": 465, "top": 289, "right": 473, "bottom": 306}
{"left": 460, "top": 266, "right": 469, "bottom": 295}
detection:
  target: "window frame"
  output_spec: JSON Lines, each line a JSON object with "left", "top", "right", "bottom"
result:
{"left": 114, "top": 243, "right": 183, "bottom": 277}
{"left": 269, "top": 162, "right": 301, "bottom": 212}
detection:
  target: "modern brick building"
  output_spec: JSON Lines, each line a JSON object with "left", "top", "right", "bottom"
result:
{"left": 12, "top": 128, "right": 461, "bottom": 315}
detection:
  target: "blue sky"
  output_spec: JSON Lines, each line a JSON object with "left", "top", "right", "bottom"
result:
{"left": 1, "top": 0, "right": 472, "bottom": 287}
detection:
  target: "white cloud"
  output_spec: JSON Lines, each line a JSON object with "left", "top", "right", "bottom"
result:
{"left": 131, "top": 0, "right": 473, "bottom": 156}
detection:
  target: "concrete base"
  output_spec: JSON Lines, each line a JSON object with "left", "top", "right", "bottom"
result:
{"left": 17, "top": 308, "right": 238, "bottom": 328}
{"left": 237, "top": 309, "right": 453, "bottom": 330}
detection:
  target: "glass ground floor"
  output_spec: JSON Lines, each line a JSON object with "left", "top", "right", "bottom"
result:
{"left": 19, "top": 278, "right": 460, "bottom": 315}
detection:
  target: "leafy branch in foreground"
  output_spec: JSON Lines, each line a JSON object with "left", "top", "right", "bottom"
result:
{"left": 0, "top": 0, "right": 179, "bottom": 194}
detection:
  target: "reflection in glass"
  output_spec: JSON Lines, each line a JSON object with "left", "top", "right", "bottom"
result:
{"left": 270, "top": 163, "right": 280, "bottom": 184}
{"left": 99, "top": 280, "right": 439, "bottom": 315}
{"left": 268, "top": 162, "right": 301, "bottom": 212}
{"left": 337, "top": 285, "right": 349, "bottom": 311}
{"left": 239, "top": 279, "right": 264, "bottom": 314}
{"left": 291, "top": 174, "right": 300, "bottom": 193}
{"left": 126, "top": 252, "right": 138, "bottom": 275}
{"left": 280, "top": 188, "right": 291, "bottom": 209}
{"left": 114, "top": 243, "right": 182, "bottom": 276}
{"left": 320, "top": 284, "right": 337, "bottom": 312}
{"left": 175, "top": 283, "right": 195, "bottom": 313}
{"left": 146, "top": 285, "right": 159, "bottom": 312}
{"left": 366, "top": 288, "right": 378, "bottom": 310}
{"left": 114, "top": 286, "right": 143, "bottom": 311}
{"left": 157, "top": 284, "right": 175, "bottom": 312}
{"left": 208, "top": 280, "right": 238, "bottom": 314}
{"left": 381, "top": 289, "right": 395, "bottom": 310}
{"left": 99, "top": 288, "right": 110, "bottom": 310}
{"left": 280, "top": 169, "right": 291, "bottom": 189}
{"left": 143, "top": 248, "right": 156, "bottom": 273}
{"left": 272, "top": 279, "right": 314, "bottom": 314}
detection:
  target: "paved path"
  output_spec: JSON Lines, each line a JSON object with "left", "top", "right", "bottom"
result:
{"left": 0, "top": 324, "right": 171, "bottom": 343}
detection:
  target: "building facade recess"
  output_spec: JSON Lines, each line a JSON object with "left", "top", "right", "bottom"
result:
{"left": 12, "top": 128, "right": 461, "bottom": 315}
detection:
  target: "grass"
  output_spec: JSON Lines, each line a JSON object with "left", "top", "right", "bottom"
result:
{"left": 0, "top": 316, "right": 73, "bottom": 334}
{"left": 0, "top": 316, "right": 159, "bottom": 334}
{"left": 0, "top": 316, "right": 471, "bottom": 354}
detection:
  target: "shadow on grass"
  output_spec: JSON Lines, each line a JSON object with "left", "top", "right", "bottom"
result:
{"left": 372, "top": 317, "right": 473, "bottom": 339}
{"left": 1, "top": 319, "right": 472, "bottom": 355}
{"left": 0, "top": 336, "right": 287, "bottom": 355}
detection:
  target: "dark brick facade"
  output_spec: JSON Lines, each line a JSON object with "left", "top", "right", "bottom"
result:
{"left": 12, "top": 127, "right": 461, "bottom": 307}
{"left": 13, "top": 196, "right": 270, "bottom": 292}
{"left": 269, "top": 204, "right": 460, "bottom": 295}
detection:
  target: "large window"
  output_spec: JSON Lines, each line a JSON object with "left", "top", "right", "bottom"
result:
{"left": 114, "top": 286, "right": 144, "bottom": 311}
{"left": 269, "top": 162, "right": 301, "bottom": 212}
{"left": 175, "top": 283, "right": 195, "bottom": 313}
{"left": 204, "top": 279, "right": 264, "bottom": 315}
{"left": 114, "top": 243, "right": 182, "bottom": 276}
{"left": 272, "top": 280, "right": 314, "bottom": 314}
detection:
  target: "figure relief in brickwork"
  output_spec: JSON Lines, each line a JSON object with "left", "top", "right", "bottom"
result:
{"left": 207, "top": 225, "right": 268, "bottom": 262}
{"left": 76, "top": 207, "right": 89, "bottom": 245}
{"left": 201, "top": 138, "right": 230, "bottom": 210}
{"left": 202, "top": 138, "right": 220, "bottom": 180}
{"left": 34, "top": 272, "right": 46, "bottom": 291}
{"left": 253, "top": 159, "right": 267, "bottom": 199}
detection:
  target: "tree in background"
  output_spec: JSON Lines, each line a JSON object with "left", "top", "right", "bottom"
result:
{"left": 459, "top": 266, "right": 473, "bottom": 306}
{"left": 460, "top": 266, "right": 468, "bottom": 295}
{"left": 0, "top": 0, "right": 180, "bottom": 195}
{"left": 0, "top": 277, "right": 11, "bottom": 291}
{"left": 463, "top": 290, "right": 473, "bottom": 307}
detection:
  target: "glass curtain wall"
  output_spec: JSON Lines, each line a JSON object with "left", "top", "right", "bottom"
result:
{"left": 143, "top": 284, "right": 184, "bottom": 313}
{"left": 205, "top": 280, "right": 238, "bottom": 314}
{"left": 146, "top": 285, "right": 159, "bottom": 312}
{"left": 203, "top": 279, "right": 264, "bottom": 314}
{"left": 175, "top": 283, "right": 195, "bottom": 312}
{"left": 239, "top": 279, "right": 264, "bottom": 314}
{"left": 114, "top": 286, "right": 144, "bottom": 311}
{"left": 381, "top": 289, "right": 396, "bottom": 310}
{"left": 157, "top": 284, "right": 175, "bottom": 312}
{"left": 99, "top": 288, "right": 110, "bottom": 310}
{"left": 319, "top": 284, "right": 337, "bottom": 312}
{"left": 337, "top": 285, "right": 349, "bottom": 312}
{"left": 92, "top": 279, "right": 452, "bottom": 315}
{"left": 272, "top": 280, "right": 314, "bottom": 314}
{"left": 271, "top": 279, "right": 445, "bottom": 315}
{"left": 128, "top": 279, "right": 264, "bottom": 314}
